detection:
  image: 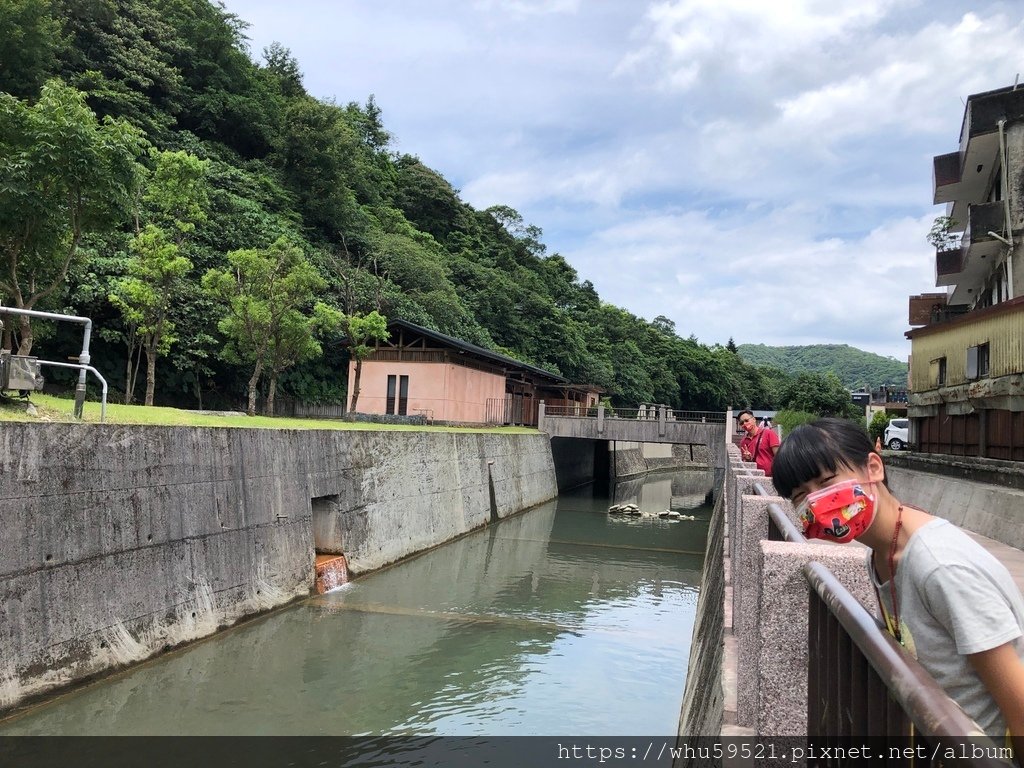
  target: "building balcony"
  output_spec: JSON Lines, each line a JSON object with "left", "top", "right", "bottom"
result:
{"left": 908, "top": 292, "right": 970, "bottom": 328}
{"left": 960, "top": 85, "right": 1024, "bottom": 148}
{"left": 964, "top": 200, "right": 1006, "bottom": 246}
{"left": 909, "top": 293, "right": 948, "bottom": 327}
{"left": 934, "top": 246, "right": 963, "bottom": 286}
{"left": 933, "top": 202, "right": 1006, "bottom": 304}
{"left": 932, "top": 152, "right": 962, "bottom": 204}
{"left": 933, "top": 86, "right": 1024, "bottom": 209}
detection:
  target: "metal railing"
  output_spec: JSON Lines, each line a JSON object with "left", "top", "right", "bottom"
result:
{"left": 273, "top": 398, "right": 346, "bottom": 419}
{"left": 543, "top": 404, "right": 727, "bottom": 423}
{"left": 544, "top": 404, "right": 596, "bottom": 418}
{"left": 804, "top": 562, "right": 1012, "bottom": 765}
{"left": 767, "top": 500, "right": 804, "bottom": 541}
{"left": 741, "top": 465, "right": 804, "bottom": 542}
{"left": 485, "top": 396, "right": 538, "bottom": 426}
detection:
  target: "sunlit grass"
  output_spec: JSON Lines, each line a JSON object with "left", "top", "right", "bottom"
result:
{"left": 0, "top": 392, "right": 538, "bottom": 434}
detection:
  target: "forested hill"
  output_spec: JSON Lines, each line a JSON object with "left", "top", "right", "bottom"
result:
{"left": 737, "top": 344, "right": 908, "bottom": 389}
{"left": 0, "top": 0, "right": 871, "bottom": 418}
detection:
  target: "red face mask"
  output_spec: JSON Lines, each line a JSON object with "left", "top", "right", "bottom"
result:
{"left": 797, "top": 479, "right": 876, "bottom": 543}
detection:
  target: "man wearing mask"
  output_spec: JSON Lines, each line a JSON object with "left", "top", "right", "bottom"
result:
{"left": 738, "top": 409, "right": 780, "bottom": 476}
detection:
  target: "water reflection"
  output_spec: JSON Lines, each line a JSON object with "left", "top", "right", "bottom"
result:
{"left": 0, "top": 470, "right": 709, "bottom": 736}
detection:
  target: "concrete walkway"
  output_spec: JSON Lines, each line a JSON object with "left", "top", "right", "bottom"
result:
{"left": 965, "top": 528, "right": 1024, "bottom": 591}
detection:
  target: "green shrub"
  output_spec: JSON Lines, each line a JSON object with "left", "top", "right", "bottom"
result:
{"left": 773, "top": 409, "right": 819, "bottom": 437}
{"left": 868, "top": 411, "right": 889, "bottom": 445}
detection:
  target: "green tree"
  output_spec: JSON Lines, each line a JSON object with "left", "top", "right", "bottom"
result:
{"left": 773, "top": 409, "right": 819, "bottom": 436}
{"left": 265, "top": 302, "right": 342, "bottom": 415}
{"left": 0, "top": 0, "right": 63, "bottom": 98}
{"left": 781, "top": 371, "right": 860, "bottom": 419}
{"left": 109, "top": 149, "right": 209, "bottom": 405}
{"left": 203, "top": 238, "right": 327, "bottom": 416}
{"left": 261, "top": 41, "right": 305, "bottom": 98}
{"left": 0, "top": 80, "right": 143, "bottom": 353}
{"left": 56, "top": 0, "right": 185, "bottom": 137}
{"left": 927, "top": 215, "right": 960, "bottom": 251}
{"left": 345, "top": 310, "right": 389, "bottom": 413}
{"left": 110, "top": 226, "right": 191, "bottom": 404}
{"left": 153, "top": 0, "right": 284, "bottom": 158}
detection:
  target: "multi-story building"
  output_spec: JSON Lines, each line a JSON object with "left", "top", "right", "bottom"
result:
{"left": 906, "top": 84, "right": 1024, "bottom": 460}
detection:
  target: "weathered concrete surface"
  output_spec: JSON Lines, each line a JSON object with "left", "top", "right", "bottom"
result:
{"left": 613, "top": 443, "right": 711, "bottom": 480}
{"left": 885, "top": 451, "right": 1024, "bottom": 493}
{"left": 677, "top": 488, "right": 725, "bottom": 737}
{"left": 755, "top": 540, "right": 873, "bottom": 736}
{"left": 0, "top": 424, "right": 556, "bottom": 712}
{"left": 888, "top": 464, "right": 1024, "bottom": 549}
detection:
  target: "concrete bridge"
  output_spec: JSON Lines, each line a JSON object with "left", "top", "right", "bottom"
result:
{"left": 538, "top": 403, "right": 728, "bottom": 446}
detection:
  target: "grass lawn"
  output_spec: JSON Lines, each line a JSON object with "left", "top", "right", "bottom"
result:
{"left": 0, "top": 392, "right": 538, "bottom": 434}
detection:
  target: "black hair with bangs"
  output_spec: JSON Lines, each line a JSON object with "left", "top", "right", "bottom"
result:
{"left": 771, "top": 418, "right": 883, "bottom": 500}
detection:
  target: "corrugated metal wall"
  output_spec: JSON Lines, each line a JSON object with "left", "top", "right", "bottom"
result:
{"left": 910, "top": 304, "right": 1024, "bottom": 390}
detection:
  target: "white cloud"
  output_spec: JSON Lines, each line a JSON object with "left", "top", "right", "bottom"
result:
{"left": 564, "top": 207, "right": 936, "bottom": 358}
{"left": 615, "top": 0, "right": 906, "bottom": 94}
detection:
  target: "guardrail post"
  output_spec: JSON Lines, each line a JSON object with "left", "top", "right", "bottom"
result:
{"left": 734, "top": 491, "right": 787, "bottom": 726}
{"left": 658, "top": 404, "right": 666, "bottom": 436}
{"left": 752, "top": 542, "right": 875, "bottom": 735}
{"left": 597, "top": 404, "right": 605, "bottom": 434}
{"left": 537, "top": 400, "right": 545, "bottom": 432}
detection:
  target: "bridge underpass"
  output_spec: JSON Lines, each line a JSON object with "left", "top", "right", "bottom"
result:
{"left": 539, "top": 405, "right": 729, "bottom": 493}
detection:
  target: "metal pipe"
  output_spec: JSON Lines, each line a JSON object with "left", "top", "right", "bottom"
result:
{"left": 0, "top": 306, "right": 95, "bottom": 418}
{"left": 997, "top": 119, "right": 1015, "bottom": 297}
{"left": 34, "top": 360, "right": 107, "bottom": 422}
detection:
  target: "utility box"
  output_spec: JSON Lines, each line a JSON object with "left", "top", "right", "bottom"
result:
{"left": 0, "top": 351, "right": 44, "bottom": 392}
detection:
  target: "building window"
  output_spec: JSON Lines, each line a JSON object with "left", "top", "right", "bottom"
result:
{"left": 966, "top": 343, "right": 990, "bottom": 380}
{"left": 386, "top": 374, "right": 409, "bottom": 415}
{"left": 931, "top": 357, "right": 946, "bottom": 386}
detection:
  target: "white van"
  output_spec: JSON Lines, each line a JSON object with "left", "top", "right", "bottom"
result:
{"left": 884, "top": 418, "right": 910, "bottom": 450}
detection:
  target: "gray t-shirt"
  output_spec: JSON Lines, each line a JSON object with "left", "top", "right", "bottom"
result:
{"left": 868, "top": 518, "right": 1024, "bottom": 738}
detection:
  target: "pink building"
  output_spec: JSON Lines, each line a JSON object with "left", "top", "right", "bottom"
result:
{"left": 347, "top": 320, "right": 600, "bottom": 425}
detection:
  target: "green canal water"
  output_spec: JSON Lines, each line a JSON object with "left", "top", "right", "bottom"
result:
{"left": 0, "top": 470, "right": 710, "bottom": 737}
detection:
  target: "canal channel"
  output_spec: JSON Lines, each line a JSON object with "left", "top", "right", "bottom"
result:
{"left": 0, "top": 469, "right": 710, "bottom": 737}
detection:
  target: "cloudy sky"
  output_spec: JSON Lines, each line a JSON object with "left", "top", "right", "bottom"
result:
{"left": 220, "top": 0, "right": 1023, "bottom": 360}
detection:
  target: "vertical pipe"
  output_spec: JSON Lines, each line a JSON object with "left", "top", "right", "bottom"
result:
{"left": 74, "top": 317, "right": 92, "bottom": 419}
{"left": 997, "top": 119, "right": 1015, "bottom": 297}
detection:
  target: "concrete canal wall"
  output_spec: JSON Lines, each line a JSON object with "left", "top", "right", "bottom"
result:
{"left": 0, "top": 423, "right": 557, "bottom": 712}
{"left": 613, "top": 442, "right": 712, "bottom": 480}
{"left": 887, "top": 459, "right": 1024, "bottom": 550}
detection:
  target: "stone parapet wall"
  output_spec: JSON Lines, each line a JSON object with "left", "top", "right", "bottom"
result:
{"left": 680, "top": 445, "right": 875, "bottom": 738}
{"left": 0, "top": 423, "right": 556, "bottom": 713}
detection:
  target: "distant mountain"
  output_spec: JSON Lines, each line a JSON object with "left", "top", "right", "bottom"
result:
{"left": 736, "top": 344, "right": 908, "bottom": 389}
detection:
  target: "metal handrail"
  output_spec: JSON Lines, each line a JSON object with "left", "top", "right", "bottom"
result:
{"left": 767, "top": 501, "right": 804, "bottom": 541}
{"left": 804, "top": 561, "right": 1011, "bottom": 764}
{"left": 0, "top": 306, "right": 95, "bottom": 418}
{"left": 740, "top": 468, "right": 805, "bottom": 542}
{"left": 36, "top": 360, "right": 108, "bottom": 422}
